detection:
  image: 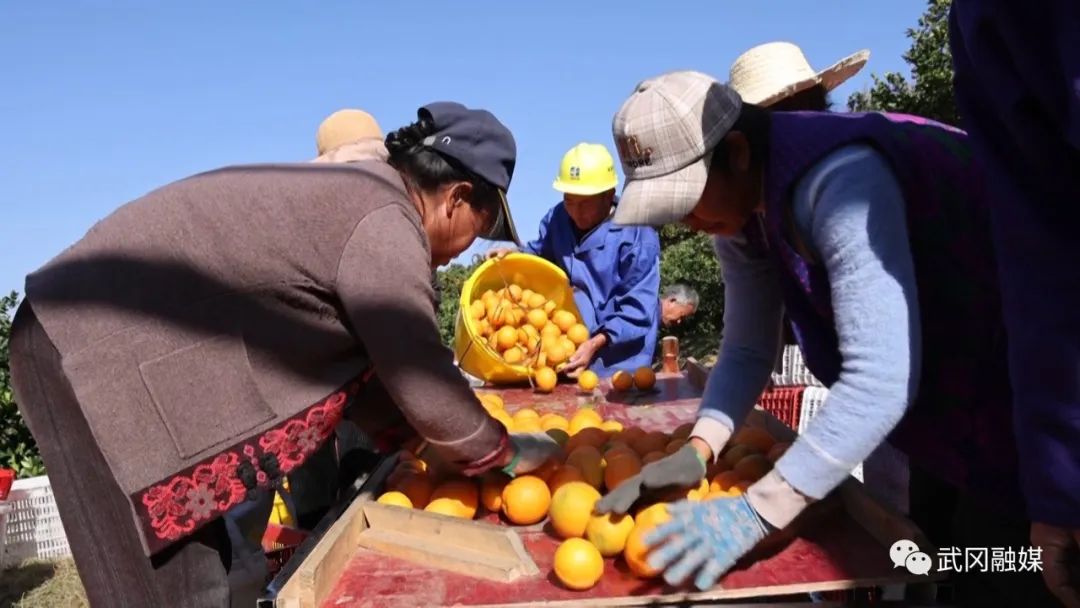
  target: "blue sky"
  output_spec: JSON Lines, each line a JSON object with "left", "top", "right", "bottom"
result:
{"left": 0, "top": 1, "right": 927, "bottom": 295}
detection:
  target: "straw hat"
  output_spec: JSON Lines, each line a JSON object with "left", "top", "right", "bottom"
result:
{"left": 315, "top": 109, "right": 383, "bottom": 155}
{"left": 729, "top": 42, "right": 870, "bottom": 107}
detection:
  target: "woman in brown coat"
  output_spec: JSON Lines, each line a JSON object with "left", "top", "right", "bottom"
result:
{"left": 9, "top": 102, "right": 560, "bottom": 607}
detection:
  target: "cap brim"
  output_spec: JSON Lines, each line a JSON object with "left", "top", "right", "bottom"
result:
{"left": 613, "top": 152, "right": 711, "bottom": 227}
{"left": 482, "top": 190, "right": 522, "bottom": 246}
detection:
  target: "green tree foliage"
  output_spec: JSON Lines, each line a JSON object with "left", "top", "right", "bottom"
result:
{"left": 435, "top": 259, "right": 481, "bottom": 346}
{"left": 847, "top": 0, "right": 957, "bottom": 125}
{"left": 658, "top": 225, "right": 723, "bottom": 362}
{"left": 1, "top": 292, "right": 46, "bottom": 477}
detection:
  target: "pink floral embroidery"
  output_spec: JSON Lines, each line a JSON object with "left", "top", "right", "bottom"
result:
{"left": 133, "top": 372, "right": 371, "bottom": 554}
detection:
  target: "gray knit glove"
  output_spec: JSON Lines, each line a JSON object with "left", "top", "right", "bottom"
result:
{"left": 594, "top": 444, "right": 707, "bottom": 515}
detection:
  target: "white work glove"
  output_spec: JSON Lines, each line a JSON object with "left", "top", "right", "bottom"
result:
{"left": 503, "top": 433, "right": 563, "bottom": 476}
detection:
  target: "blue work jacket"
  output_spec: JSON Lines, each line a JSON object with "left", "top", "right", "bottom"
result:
{"left": 523, "top": 203, "right": 660, "bottom": 377}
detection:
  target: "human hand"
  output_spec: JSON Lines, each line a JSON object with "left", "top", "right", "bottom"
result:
{"left": 1031, "top": 522, "right": 1080, "bottom": 608}
{"left": 561, "top": 335, "right": 606, "bottom": 378}
{"left": 644, "top": 495, "right": 770, "bottom": 589}
{"left": 594, "top": 444, "right": 707, "bottom": 515}
{"left": 485, "top": 247, "right": 516, "bottom": 260}
{"left": 504, "top": 433, "right": 564, "bottom": 476}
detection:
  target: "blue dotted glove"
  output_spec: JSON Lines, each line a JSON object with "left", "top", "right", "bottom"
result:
{"left": 643, "top": 495, "right": 771, "bottom": 590}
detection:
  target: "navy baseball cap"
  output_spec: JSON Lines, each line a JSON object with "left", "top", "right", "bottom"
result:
{"left": 418, "top": 102, "right": 521, "bottom": 245}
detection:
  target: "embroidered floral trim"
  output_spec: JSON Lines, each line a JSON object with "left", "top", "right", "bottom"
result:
{"left": 133, "top": 373, "right": 370, "bottom": 553}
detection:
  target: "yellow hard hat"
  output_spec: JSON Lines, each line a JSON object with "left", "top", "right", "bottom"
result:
{"left": 552, "top": 142, "right": 618, "bottom": 195}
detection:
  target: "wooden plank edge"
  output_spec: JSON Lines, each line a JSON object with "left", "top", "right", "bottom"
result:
{"left": 684, "top": 358, "right": 710, "bottom": 391}
{"left": 274, "top": 453, "right": 398, "bottom": 607}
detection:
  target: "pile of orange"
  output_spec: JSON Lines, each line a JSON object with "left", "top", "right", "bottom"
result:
{"left": 609, "top": 367, "right": 656, "bottom": 392}
{"left": 376, "top": 404, "right": 789, "bottom": 591}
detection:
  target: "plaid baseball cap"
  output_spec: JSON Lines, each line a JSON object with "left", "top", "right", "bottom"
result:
{"left": 611, "top": 71, "right": 742, "bottom": 227}
{"left": 418, "top": 102, "right": 521, "bottom": 245}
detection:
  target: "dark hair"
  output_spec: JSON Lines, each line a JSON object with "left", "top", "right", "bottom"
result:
{"left": 768, "top": 84, "right": 832, "bottom": 112}
{"left": 384, "top": 118, "right": 500, "bottom": 212}
{"left": 710, "top": 103, "right": 771, "bottom": 175}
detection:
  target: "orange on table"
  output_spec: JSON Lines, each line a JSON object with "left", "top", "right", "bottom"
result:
{"left": 376, "top": 491, "right": 413, "bottom": 508}
{"left": 691, "top": 478, "right": 711, "bottom": 500}
{"left": 566, "top": 323, "right": 590, "bottom": 346}
{"left": 481, "top": 473, "right": 510, "bottom": 512}
{"left": 664, "top": 438, "right": 686, "bottom": 455}
{"left": 425, "top": 497, "right": 473, "bottom": 518}
{"left": 534, "top": 367, "right": 557, "bottom": 393}
{"left": 566, "top": 446, "right": 603, "bottom": 488}
{"left": 632, "top": 431, "right": 669, "bottom": 457}
{"left": 641, "top": 451, "right": 666, "bottom": 465}
{"left": 624, "top": 526, "right": 661, "bottom": 579}
{"left": 389, "top": 474, "right": 433, "bottom": 509}
{"left": 604, "top": 455, "right": 642, "bottom": 491}
{"left": 539, "top": 413, "right": 570, "bottom": 432}
{"left": 706, "top": 458, "right": 731, "bottom": 479}
{"left": 600, "top": 419, "right": 623, "bottom": 434}
{"left": 618, "top": 426, "right": 646, "bottom": 445}
{"left": 767, "top": 441, "right": 791, "bottom": 462}
{"left": 731, "top": 426, "right": 777, "bottom": 453}
{"left": 512, "top": 408, "right": 540, "bottom": 425}
{"left": 548, "top": 464, "right": 585, "bottom": 494}
{"left": 611, "top": 370, "right": 634, "bottom": 392}
{"left": 723, "top": 444, "right": 757, "bottom": 469}
{"left": 586, "top": 512, "right": 636, "bottom": 557}
{"left": 430, "top": 479, "right": 479, "bottom": 519}
{"left": 501, "top": 475, "right": 551, "bottom": 525}
{"left": 633, "top": 367, "right": 657, "bottom": 391}
{"left": 545, "top": 428, "right": 570, "bottom": 447}
{"left": 477, "top": 393, "right": 504, "bottom": 411}
{"left": 568, "top": 411, "right": 603, "bottom": 436}
{"left": 531, "top": 458, "right": 562, "bottom": 483}
{"left": 634, "top": 503, "right": 671, "bottom": 530}
{"left": 492, "top": 410, "right": 514, "bottom": 430}
{"left": 577, "top": 370, "right": 600, "bottom": 392}
{"left": 672, "top": 422, "right": 694, "bottom": 439}
{"left": 566, "top": 427, "right": 608, "bottom": 452}
{"left": 603, "top": 442, "right": 636, "bottom": 461}
{"left": 710, "top": 470, "right": 742, "bottom": 493}
{"left": 553, "top": 538, "right": 604, "bottom": 590}
{"left": 514, "top": 419, "right": 543, "bottom": 433}
{"left": 549, "top": 481, "right": 602, "bottom": 538}
{"left": 733, "top": 454, "right": 772, "bottom": 483}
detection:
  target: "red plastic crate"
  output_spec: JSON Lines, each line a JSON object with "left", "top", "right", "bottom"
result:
{"left": 0, "top": 469, "right": 14, "bottom": 501}
{"left": 757, "top": 386, "right": 806, "bottom": 430}
{"left": 263, "top": 523, "right": 310, "bottom": 581}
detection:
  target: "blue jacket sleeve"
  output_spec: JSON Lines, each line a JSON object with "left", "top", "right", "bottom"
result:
{"left": 522, "top": 208, "right": 554, "bottom": 257}
{"left": 594, "top": 228, "right": 660, "bottom": 346}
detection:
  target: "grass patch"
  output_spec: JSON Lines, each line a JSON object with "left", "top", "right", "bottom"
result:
{"left": 0, "top": 559, "right": 87, "bottom": 608}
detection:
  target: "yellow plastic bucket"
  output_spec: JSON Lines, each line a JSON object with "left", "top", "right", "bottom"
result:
{"left": 454, "top": 253, "right": 581, "bottom": 384}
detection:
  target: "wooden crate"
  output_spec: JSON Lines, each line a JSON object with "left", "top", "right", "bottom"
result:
{"left": 265, "top": 370, "right": 938, "bottom": 607}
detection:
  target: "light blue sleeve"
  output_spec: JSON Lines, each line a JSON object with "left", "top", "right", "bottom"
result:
{"left": 775, "top": 144, "right": 922, "bottom": 499}
{"left": 696, "top": 230, "right": 784, "bottom": 431}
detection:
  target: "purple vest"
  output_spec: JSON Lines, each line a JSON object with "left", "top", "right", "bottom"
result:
{"left": 754, "top": 112, "right": 1022, "bottom": 513}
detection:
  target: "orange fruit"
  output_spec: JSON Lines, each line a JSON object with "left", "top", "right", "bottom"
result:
{"left": 731, "top": 427, "right": 777, "bottom": 454}
{"left": 624, "top": 526, "right": 661, "bottom": 578}
{"left": 477, "top": 318, "right": 492, "bottom": 337}
{"left": 543, "top": 300, "right": 558, "bottom": 315}
{"left": 641, "top": 451, "right": 666, "bottom": 465}
{"left": 552, "top": 310, "right": 577, "bottom": 332}
{"left": 430, "top": 479, "right": 479, "bottom": 519}
{"left": 477, "top": 393, "right": 504, "bottom": 411}
{"left": 577, "top": 370, "right": 599, "bottom": 392}
{"left": 534, "top": 367, "right": 558, "bottom": 393}
{"left": 566, "top": 427, "right": 608, "bottom": 452}
{"left": 531, "top": 458, "right": 563, "bottom": 483}
{"left": 566, "top": 323, "right": 590, "bottom": 346}
{"left": 632, "top": 431, "right": 670, "bottom": 457}
{"left": 496, "top": 326, "right": 518, "bottom": 351}
{"left": 566, "top": 445, "right": 604, "bottom": 488}
{"left": 618, "top": 426, "right": 646, "bottom": 445}
{"left": 425, "top": 497, "right": 473, "bottom": 518}
{"left": 604, "top": 440, "right": 635, "bottom": 457}
{"left": 634, "top": 503, "right": 671, "bottom": 530}
{"left": 503, "top": 346, "right": 525, "bottom": 364}
{"left": 735, "top": 480, "right": 752, "bottom": 493}
{"left": 514, "top": 420, "right": 543, "bottom": 434}
{"left": 546, "top": 428, "right": 570, "bottom": 447}
{"left": 393, "top": 474, "right": 433, "bottom": 509}
{"left": 690, "top": 478, "right": 711, "bottom": 501}
{"left": 541, "top": 323, "right": 562, "bottom": 339}
{"left": 568, "top": 412, "right": 603, "bottom": 436}
{"left": 586, "top": 512, "right": 636, "bottom": 557}
{"left": 709, "top": 470, "right": 742, "bottom": 493}
{"left": 469, "top": 300, "right": 486, "bottom": 320}
{"left": 604, "top": 455, "right": 642, "bottom": 490}
{"left": 501, "top": 475, "right": 551, "bottom": 525}
{"left": 767, "top": 441, "right": 791, "bottom": 463}
{"left": 723, "top": 444, "right": 757, "bottom": 469}
{"left": 539, "top": 413, "right": 570, "bottom": 432}
{"left": 553, "top": 538, "right": 604, "bottom": 590}
{"left": 559, "top": 336, "right": 577, "bottom": 355}
{"left": 492, "top": 410, "right": 514, "bottom": 430}
{"left": 508, "top": 284, "right": 524, "bottom": 302}
{"left": 733, "top": 454, "right": 772, "bottom": 483}
{"left": 545, "top": 343, "right": 569, "bottom": 366}
{"left": 672, "top": 422, "right": 695, "bottom": 439}
{"left": 527, "top": 293, "right": 547, "bottom": 309}
{"left": 633, "top": 367, "right": 656, "bottom": 391}
{"left": 611, "top": 370, "right": 634, "bottom": 392}
{"left": 480, "top": 473, "right": 510, "bottom": 512}
{"left": 548, "top": 464, "right": 585, "bottom": 494}
{"left": 377, "top": 491, "right": 413, "bottom": 508}
{"left": 706, "top": 459, "right": 731, "bottom": 479}
{"left": 527, "top": 308, "right": 548, "bottom": 330}
{"left": 600, "top": 419, "right": 623, "bottom": 434}
{"left": 549, "top": 481, "right": 602, "bottom": 538}
{"left": 512, "top": 408, "right": 540, "bottom": 426}
{"left": 664, "top": 438, "right": 686, "bottom": 455}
